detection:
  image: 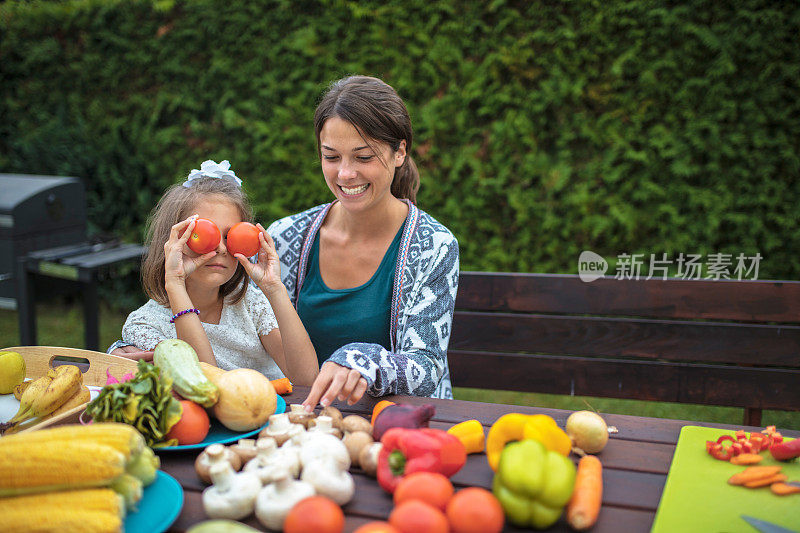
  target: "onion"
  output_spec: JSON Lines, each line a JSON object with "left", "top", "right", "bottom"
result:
{"left": 566, "top": 410, "right": 609, "bottom": 454}
{"left": 212, "top": 369, "right": 277, "bottom": 432}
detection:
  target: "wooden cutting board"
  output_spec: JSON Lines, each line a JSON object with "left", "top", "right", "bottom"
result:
{"left": 2, "top": 345, "right": 139, "bottom": 386}
{"left": 651, "top": 425, "right": 799, "bottom": 533}
{"left": 0, "top": 346, "right": 140, "bottom": 433}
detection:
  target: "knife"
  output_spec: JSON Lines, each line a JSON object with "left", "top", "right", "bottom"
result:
{"left": 741, "top": 515, "right": 798, "bottom": 533}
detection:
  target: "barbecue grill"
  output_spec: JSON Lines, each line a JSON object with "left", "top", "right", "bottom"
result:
{"left": 0, "top": 174, "right": 87, "bottom": 306}
{"left": 0, "top": 173, "right": 144, "bottom": 349}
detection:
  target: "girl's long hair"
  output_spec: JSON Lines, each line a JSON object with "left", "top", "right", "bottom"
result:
{"left": 141, "top": 177, "right": 252, "bottom": 306}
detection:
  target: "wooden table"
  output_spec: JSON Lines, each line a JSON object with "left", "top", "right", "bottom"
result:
{"left": 158, "top": 387, "right": 800, "bottom": 532}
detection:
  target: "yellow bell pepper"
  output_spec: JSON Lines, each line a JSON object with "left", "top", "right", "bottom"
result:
{"left": 486, "top": 413, "right": 572, "bottom": 471}
{"left": 486, "top": 413, "right": 530, "bottom": 471}
{"left": 523, "top": 414, "right": 572, "bottom": 457}
{"left": 447, "top": 419, "right": 486, "bottom": 454}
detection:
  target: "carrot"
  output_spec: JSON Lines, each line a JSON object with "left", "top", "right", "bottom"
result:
{"left": 566, "top": 455, "right": 603, "bottom": 530}
{"left": 770, "top": 482, "right": 800, "bottom": 496}
{"left": 743, "top": 473, "right": 788, "bottom": 488}
{"left": 270, "top": 378, "right": 293, "bottom": 395}
{"left": 728, "top": 466, "right": 782, "bottom": 486}
{"left": 371, "top": 400, "right": 396, "bottom": 426}
{"left": 730, "top": 453, "right": 763, "bottom": 465}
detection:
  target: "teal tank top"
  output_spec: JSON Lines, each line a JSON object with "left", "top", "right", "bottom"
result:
{"left": 297, "top": 226, "right": 403, "bottom": 367}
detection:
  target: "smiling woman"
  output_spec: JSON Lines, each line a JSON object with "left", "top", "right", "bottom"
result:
{"left": 267, "top": 76, "right": 460, "bottom": 410}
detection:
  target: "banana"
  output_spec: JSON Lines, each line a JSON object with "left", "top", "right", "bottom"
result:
{"left": 4, "top": 385, "right": 91, "bottom": 434}
{"left": 8, "top": 375, "right": 52, "bottom": 423}
{"left": 12, "top": 380, "right": 30, "bottom": 401}
{"left": 8, "top": 365, "right": 83, "bottom": 425}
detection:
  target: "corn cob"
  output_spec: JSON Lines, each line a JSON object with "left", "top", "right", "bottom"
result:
{"left": 110, "top": 473, "right": 144, "bottom": 511}
{"left": 126, "top": 445, "right": 160, "bottom": 486}
{"left": 0, "top": 487, "right": 125, "bottom": 518}
{"left": 0, "top": 422, "right": 145, "bottom": 459}
{"left": 0, "top": 509, "right": 122, "bottom": 533}
{"left": 0, "top": 440, "right": 126, "bottom": 497}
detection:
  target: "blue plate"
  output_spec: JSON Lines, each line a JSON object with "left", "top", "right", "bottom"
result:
{"left": 125, "top": 471, "right": 183, "bottom": 533}
{"left": 156, "top": 395, "right": 287, "bottom": 451}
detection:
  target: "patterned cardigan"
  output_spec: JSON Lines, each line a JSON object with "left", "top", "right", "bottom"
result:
{"left": 267, "top": 200, "right": 459, "bottom": 399}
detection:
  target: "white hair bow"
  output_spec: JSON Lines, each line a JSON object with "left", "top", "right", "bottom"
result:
{"left": 183, "top": 160, "right": 242, "bottom": 187}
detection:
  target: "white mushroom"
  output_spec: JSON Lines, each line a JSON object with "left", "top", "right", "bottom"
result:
{"left": 260, "top": 413, "right": 303, "bottom": 446}
{"left": 244, "top": 437, "right": 300, "bottom": 480}
{"left": 301, "top": 457, "right": 355, "bottom": 505}
{"left": 287, "top": 404, "right": 317, "bottom": 429}
{"left": 342, "top": 414, "right": 373, "bottom": 435}
{"left": 195, "top": 443, "right": 243, "bottom": 484}
{"left": 201, "top": 462, "right": 262, "bottom": 520}
{"left": 298, "top": 431, "right": 350, "bottom": 471}
{"left": 343, "top": 430, "right": 374, "bottom": 467}
{"left": 358, "top": 442, "right": 382, "bottom": 477}
{"left": 307, "top": 415, "right": 343, "bottom": 439}
{"left": 254, "top": 471, "right": 316, "bottom": 531}
{"left": 229, "top": 438, "right": 259, "bottom": 464}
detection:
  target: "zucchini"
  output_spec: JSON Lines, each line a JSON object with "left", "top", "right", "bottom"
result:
{"left": 153, "top": 339, "right": 219, "bottom": 407}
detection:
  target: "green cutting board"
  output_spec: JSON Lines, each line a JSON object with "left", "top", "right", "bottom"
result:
{"left": 652, "top": 426, "right": 799, "bottom": 533}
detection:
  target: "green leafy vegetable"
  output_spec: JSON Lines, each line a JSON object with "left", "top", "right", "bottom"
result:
{"left": 86, "top": 359, "right": 183, "bottom": 447}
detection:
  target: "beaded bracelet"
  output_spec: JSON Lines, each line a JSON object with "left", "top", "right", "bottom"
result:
{"left": 170, "top": 308, "right": 200, "bottom": 323}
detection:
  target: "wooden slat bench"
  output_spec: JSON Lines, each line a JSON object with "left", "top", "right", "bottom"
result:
{"left": 447, "top": 272, "right": 800, "bottom": 426}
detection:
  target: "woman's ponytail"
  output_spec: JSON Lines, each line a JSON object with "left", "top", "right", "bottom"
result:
{"left": 392, "top": 154, "right": 420, "bottom": 204}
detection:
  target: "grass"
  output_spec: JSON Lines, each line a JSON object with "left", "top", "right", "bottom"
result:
{"left": 2, "top": 300, "right": 797, "bottom": 431}
{"left": 0, "top": 299, "right": 129, "bottom": 355}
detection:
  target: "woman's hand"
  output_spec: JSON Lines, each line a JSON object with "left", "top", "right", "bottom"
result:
{"left": 302, "top": 361, "right": 368, "bottom": 411}
{"left": 164, "top": 216, "right": 217, "bottom": 285}
{"left": 235, "top": 224, "right": 283, "bottom": 294}
{"left": 111, "top": 345, "right": 155, "bottom": 361}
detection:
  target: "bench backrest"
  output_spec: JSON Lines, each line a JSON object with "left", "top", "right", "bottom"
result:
{"left": 448, "top": 272, "right": 800, "bottom": 425}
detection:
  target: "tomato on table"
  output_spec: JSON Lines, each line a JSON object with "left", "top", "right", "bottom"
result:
{"left": 187, "top": 218, "right": 221, "bottom": 254}
{"left": 226, "top": 221, "right": 261, "bottom": 257}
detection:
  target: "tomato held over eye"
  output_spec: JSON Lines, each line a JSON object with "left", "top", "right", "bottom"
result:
{"left": 226, "top": 222, "right": 261, "bottom": 257}
{"left": 187, "top": 218, "right": 221, "bottom": 254}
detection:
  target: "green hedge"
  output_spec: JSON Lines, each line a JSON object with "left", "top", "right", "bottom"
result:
{"left": 2, "top": 0, "right": 799, "bottom": 289}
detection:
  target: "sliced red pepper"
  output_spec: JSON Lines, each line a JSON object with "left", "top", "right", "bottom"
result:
{"left": 735, "top": 430, "right": 747, "bottom": 441}
{"left": 748, "top": 433, "right": 769, "bottom": 452}
{"left": 709, "top": 443, "right": 734, "bottom": 461}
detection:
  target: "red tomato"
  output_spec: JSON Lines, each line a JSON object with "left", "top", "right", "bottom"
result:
{"left": 165, "top": 400, "right": 210, "bottom": 445}
{"left": 187, "top": 218, "right": 221, "bottom": 254}
{"left": 226, "top": 221, "right": 261, "bottom": 257}
{"left": 283, "top": 496, "right": 345, "bottom": 533}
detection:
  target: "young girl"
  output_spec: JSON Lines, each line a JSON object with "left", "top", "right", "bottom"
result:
{"left": 111, "top": 160, "right": 319, "bottom": 385}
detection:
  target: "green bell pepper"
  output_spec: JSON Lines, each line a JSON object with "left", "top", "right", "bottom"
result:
{"left": 492, "top": 439, "right": 576, "bottom": 529}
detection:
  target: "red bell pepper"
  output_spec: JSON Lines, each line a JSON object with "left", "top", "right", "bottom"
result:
{"left": 377, "top": 427, "right": 467, "bottom": 493}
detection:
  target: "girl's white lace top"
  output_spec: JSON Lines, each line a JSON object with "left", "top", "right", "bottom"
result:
{"left": 121, "top": 286, "right": 283, "bottom": 379}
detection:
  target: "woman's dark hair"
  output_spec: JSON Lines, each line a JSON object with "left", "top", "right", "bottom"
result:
{"left": 314, "top": 75, "right": 420, "bottom": 204}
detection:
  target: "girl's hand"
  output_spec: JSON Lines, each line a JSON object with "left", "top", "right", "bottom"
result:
{"left": 164, "top": 216, "right": 217, "bottom": 284}
{"left": 235, "top": 224, "right": 283, "bottom": 295}
{"left": 302, "top": 361, "right": 368, "bottom": 411}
